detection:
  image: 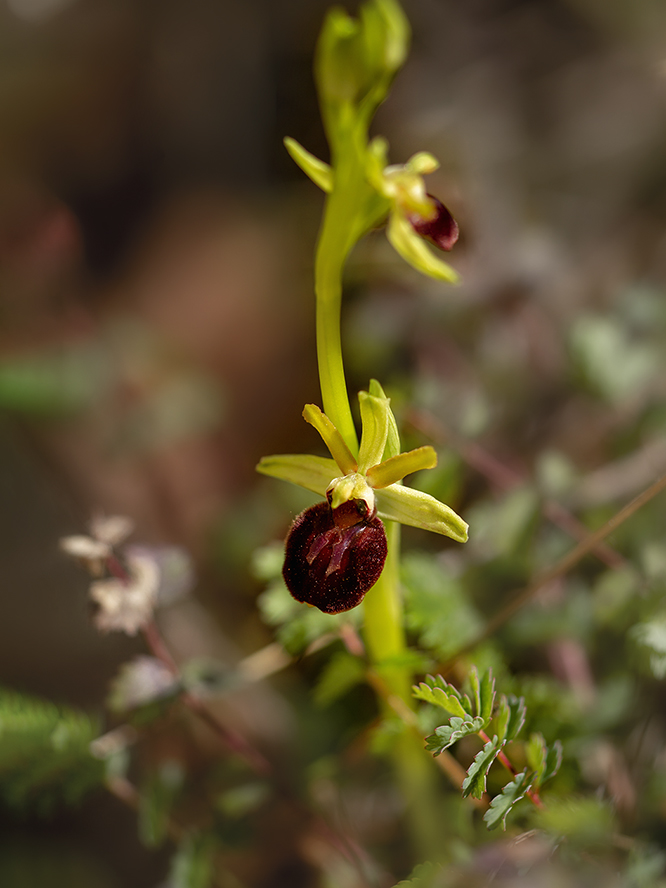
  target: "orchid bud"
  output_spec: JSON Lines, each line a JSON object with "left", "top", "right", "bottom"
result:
{"left": 408, "top": 195, "right": 459, "bottom": 252}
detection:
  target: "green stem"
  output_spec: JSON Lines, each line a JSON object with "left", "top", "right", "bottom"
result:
{"left": 314, "top": 124, "right": 442, "bottom": 861}
{"left": 314, "top": 139, "right": 366, "bottom": 454}
{"left": 363, "top": 522, "right": 408, "bottom": 695}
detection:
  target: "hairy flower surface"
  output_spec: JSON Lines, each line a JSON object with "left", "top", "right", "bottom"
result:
{"left": 257, "top": 383, "right": 467, "bottom": 613}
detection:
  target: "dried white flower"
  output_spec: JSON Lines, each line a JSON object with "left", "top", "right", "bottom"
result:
{"left": 89, "top": 552, "right": 159, "bottom": 635}
{"left": 89, "top": 514, "right": 134, "bottom": 548}
{"left": 60, "top": 513, "right": 134, "bottom": 576}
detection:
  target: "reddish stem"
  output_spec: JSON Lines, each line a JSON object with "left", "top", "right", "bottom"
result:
{"left": 141, "top": 619, "right": 271, "bottom": 776}
{"left": 478, "top": 730, "right": 544, "bottom": 810}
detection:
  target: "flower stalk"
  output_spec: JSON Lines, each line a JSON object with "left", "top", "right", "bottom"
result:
{"left": 258, "top": 0, "right": 467, "bottom": 859}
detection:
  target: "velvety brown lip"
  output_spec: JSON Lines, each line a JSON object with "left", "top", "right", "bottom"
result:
{"left": 282, "top": 501, "right": 388, "bottom": 614}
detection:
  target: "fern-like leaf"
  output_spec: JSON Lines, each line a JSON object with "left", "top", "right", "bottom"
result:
{"left": 483, "top": 770, "right": 534, "bottom": 830}
{"left": 0, "top": 687, "right": 105, "bottom": 813}
{"left": 494, "top": 694, "right": 526, "bottom": 744}
{"left": 425, "top": 716, "right": 486, "bottom": 755}
{"left": 412, "top": 674, "right": 472, "bottom": 717}
{"left": 461, "top": 737, "right": 502, "bottom": 799}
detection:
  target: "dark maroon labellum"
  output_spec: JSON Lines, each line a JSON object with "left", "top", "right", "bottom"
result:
{"left": 408, "top": 195, "right": 459, "bottom": 252}
{"left": 282, "top": 500, "right": 387, "bottom": 614}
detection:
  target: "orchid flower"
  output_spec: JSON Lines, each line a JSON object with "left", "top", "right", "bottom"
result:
{"left": 257, "top": 382, "right": 467, "bottom": 614}
{"left": 284, "top": 135, "right": 460, "bottom": 284}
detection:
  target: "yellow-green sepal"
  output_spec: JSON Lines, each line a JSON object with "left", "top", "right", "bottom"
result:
{"left": 387, "top": 211, "right": 460, "bottom": 283}
{"left": 283, "top": 137, "right": 333, "bottom": 193}
{"left": 366, "top": 445, "right": 437, "bottom": 489}
{"left": 256, "top": 454, "right": 338, "bottom": 497}
{"left": 357, "top": 389, "right": 390, "bottom": 473}
{"left": 367, "top": 378, "right": 400, "bottom": 459}
{"left": 376, "top": 484, "right": 469, "bottom": 542}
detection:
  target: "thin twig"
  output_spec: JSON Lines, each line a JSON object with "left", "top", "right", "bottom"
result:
{"left": 141, "top": 620, "right": 272, "bottom": 775}
{"left": 408, "top": 408, "right": 625, "bottom": 569}
{"left": 478, "top": 730, "right": 544, "bottom": 810}
{"left": 443, "top": 472, "right": 666, "bottom": 670}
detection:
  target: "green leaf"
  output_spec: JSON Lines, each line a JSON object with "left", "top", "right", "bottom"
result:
{"left": 631, "top": 616, "right": 666, "bottom": 679}
{"left": 461, "top": 737, "right": 501, "bottom": 799}
{"left": 570, "top": 314, "right": 658, "bottom": 403}
{"left": 526, "top": 732, "right": 547, "bottom": 783}
{"left": 494, "top": 695, "right": 526, "bottom": 744}
{"left": 425, "top": 716, "right": 486, "bottom": 755}
{"left": 536, "top": 797, "right": 615, "bottom": 847}
{"left": 0, "top": 687, "right": 105, "bottom": 813}
{"left": 483, "top": 770, "right": 533, "bottom": 831}
{"left": 541, "top": 739, "right": 563, "bottom": 786}
{"left": 412, "top": 675, "right": 471, "bottom": 718}
{"left": 169, "top": 832, "right": 217, "bottom": 888}
{"left": 216, "top": 782, "right": 270, "bottom": 819}
{"left": 402, "top": 554, "right": 482, "bottom": 660}
{"left": 0, "top": 345, "right": 109, "bottom": 416}
{"left": 138, "top": 761, "right": 184, "bottom": 848}
{"left": 392, "top": 861, "right": 441, "bottom": 888}
{"left": 313, "top": 651, "right": 366, "bottom": 708}
{"left": 478, "top": 669, "right": 496, "bottom": 723}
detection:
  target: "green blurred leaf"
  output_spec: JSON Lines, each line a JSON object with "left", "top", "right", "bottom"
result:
{"left": 494, "top": 694, "right": 526, "bottom": 744}
{"left": 631, "top": 615, "right": 666, "bottom": 678}
{"left": 483, "top": 770, "right": 533, "bottom": 830}
{"left": 0, "top": 345, "right": 109, "bottom": 416}
{"left": 476, "top": 668, "right": 496, "bottom": 722}
{"left": 536, "top": 797, "right": 615, "bottom": 847}
{"left": 541, "top": 739, "right": 563, "bottom": 786}
{"left": 462, "top": 737, "right": 502, "bottom": 799}
{"left": 139, "top": 761, "right": 184, "bottom": 848}
{"left": 403, "top": 553, "right": 482, "bottom": 660}
{"left": 570, "top": 314, "right": 659, "bottom": 403}
{"left": 0, "top": 687, "right": 105, "bottom": 814}
{"left": 412, "top": 674, "right": 471, "bottom": 718}
{"left": 168, "top": 832, "right": 218, "bottom": 888}
{"left": 466, "top": 486, "right": 539, "bottom": 561}
{"left": 216, "top": 782, "right": 270, "bottom": 819}
{"left": 425, "top": 715, "right": 486, "bottom": 755}
{"left": 313, "top": 651, "right": 366, "bottom": 707}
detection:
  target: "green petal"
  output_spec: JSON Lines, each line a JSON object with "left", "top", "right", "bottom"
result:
{"left": 357, "top": 390, "right": 390, "bottom": 473}
{"left": 387, "top": 210, "right": 460, "bottom": 283}
{"left": 368, "top": 378, "right": 400, "bottom": 458}
{"left": 376, "top": 485, "right": 468, "bottom": 542}
{"left": 366, "top": 445, "right": 437, "bottom": 488}
{"left": 283, "top": 137, "right": 333, "bottom": 193}
{"left": 256, "top": 454, "right": 338, "bottom": 497}
{"left": 302, "top": 404, "right": 358, "bottom": 474}
{"left": 405, "top": 152, "right": 439, "bottom": 175}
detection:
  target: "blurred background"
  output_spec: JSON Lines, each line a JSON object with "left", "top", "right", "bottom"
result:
{"left": 2, "top": 0, "right": 666, "bottom": 884}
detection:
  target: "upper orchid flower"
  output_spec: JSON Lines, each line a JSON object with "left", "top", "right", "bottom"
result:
{"left": 257, "top": 382, "right": 468, "bottom": 614}
{"left": 284, "top": 134, "right": 460, "bottom": 284}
